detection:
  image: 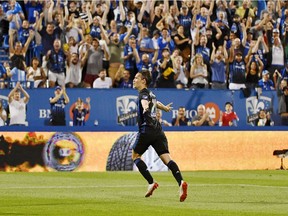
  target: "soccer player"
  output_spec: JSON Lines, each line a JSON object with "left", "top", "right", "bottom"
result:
{"left": 132, "top": 70, "right": 188, "bottom": 202}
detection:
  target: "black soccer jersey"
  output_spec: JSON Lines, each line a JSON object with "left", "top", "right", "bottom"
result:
{"left": 137, "top": 88, "right": 162, "bottom": 133}
{"left": 50, "top": 97, "right": 66, "bottom": 125}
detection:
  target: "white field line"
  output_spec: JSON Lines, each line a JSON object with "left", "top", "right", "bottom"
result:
{"left": 0, "top": 184, "right": 287, "bottom": 190}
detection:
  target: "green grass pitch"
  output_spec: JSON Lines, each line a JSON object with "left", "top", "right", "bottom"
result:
{"left": 0, "top": 170, "right": 287, "bottom": 216}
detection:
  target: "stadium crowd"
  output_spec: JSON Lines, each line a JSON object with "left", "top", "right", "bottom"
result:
{"left": 0, "top": 0, "right": 287, "bottom": 91}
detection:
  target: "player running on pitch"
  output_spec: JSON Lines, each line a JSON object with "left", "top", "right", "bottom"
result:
{"left": 132, "top": 70, "right": 188, "bottom": 202}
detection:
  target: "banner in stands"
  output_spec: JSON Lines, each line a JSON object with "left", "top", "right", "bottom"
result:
{"left": 0, "top": 89, "right": 280, "bottom": 127}
{"left": 0, "top": 131, "right": 286, "bottom": 172}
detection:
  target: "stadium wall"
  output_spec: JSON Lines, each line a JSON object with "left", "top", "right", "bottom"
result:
{"left": 0, "top": 89, "right": 286, "bottom": 172}
{"left": 0, "top": 131, "right": 286, "bottom": 172}
{"left": 0, "top": 88, "right": 282, "bottom": 127}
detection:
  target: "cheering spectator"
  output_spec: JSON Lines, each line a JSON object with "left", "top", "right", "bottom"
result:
{"left": 8, "top": 82, "right": 30, "bottom": 126}
{"left": 219, "top": 102, "right": 239, "bottom": 127}
{"left": 49, "top": 85, "right": 69, "bottom": 126}
{"left": 156, "top": 47, "right": 176, "bottom": 88}
{"left": 46, "top": 39, "right": 67, "bottom": 88}
{"left": 210, "top": 42, "right": 228, "bottom": 89}
{"left": 36, "top": 12, "right": 63, "bottom": 74}
{"left": 255, "top": 109, "right": 273, "bottom": 126}
{"left": 245, "top": 54, "right": 264, "bottom": 89}
{"left": 174, "top": 55, "right": 188, "bottom": 89}
{"left": 65, "top": 52, "right": 88, "bottom": 88}
{"left": 172, "top": 106, "right": 191, "bottom": 126}
{"left": 173, "top": 25, "right": 192, "bottom": 63}
{"left": 190, "top": 53, "right": 209, "bottom": 89}
{"left": 26, "top": 57, "right": 47, "bottom": 88}
{"left": 157, "top": 28, "right": 175, "bottom": 60}
{"left": 83, "top": 38, "right": 109, "bottom": 88}
{"left": 93, "top": 69, "right": 112, "bottom": 89}
{"left": 192, "top": 104, "right": 215, "bottom": 126}
{"left": 258, "top": 70, "right": 275, "bottom": 91}
{"left": 138, "top": 25, "right": 155, "bottom": 59}
{"left": 8, "top": 29, "right": 35, "bottom": 88}
{"left": 123, "top": 35, "right": 140, "bottom": 80}
{"left": 177, "top": 5, "right": 192, "bottom": 38}
{"left": 114, "top": 64, "right": 133, "bottom": 88}
{"left": 72, "top": 97, "right": 91, "bottom": 126}
{"left": 228, "top": 48, "right": 246, "bottom": 90}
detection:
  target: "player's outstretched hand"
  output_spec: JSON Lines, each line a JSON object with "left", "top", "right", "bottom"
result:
{"left": 164, "top": 103, "right": 173, "bottom": 112}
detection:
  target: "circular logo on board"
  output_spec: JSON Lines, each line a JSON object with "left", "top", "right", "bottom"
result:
{"left": 44, "top": 132, "right": 84, "bottom": 171}
{"left": 204, "top": 102, "right": 220, "bottom": 122}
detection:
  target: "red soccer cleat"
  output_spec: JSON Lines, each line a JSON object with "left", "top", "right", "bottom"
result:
{"left": 179, "top": 181, "right": 188, "bottom": 202}
{"left": 145, "top": 182, "right": 159, "bottom": 197}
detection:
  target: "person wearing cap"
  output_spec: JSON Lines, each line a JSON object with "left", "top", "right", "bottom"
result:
{"left": 278, "top": 86, "right": 288, "bottom": 125}
{"left": 8, "top": 82, "right": 30, "bottom": 126}
{"left": 258, "top": 70, "right": 275, "bottom": 90}
{"left": 219, "top": 102, "right": 239, "bottom": 127}
{"left": 49, "top": 85, "right": 70, "bottom": 126}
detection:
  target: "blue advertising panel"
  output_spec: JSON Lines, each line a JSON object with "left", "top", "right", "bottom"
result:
{"left": 0, "top": 88, "right": 282, "bottom": 128}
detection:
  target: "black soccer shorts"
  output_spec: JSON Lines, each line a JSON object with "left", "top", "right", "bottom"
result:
{"left": 132, "top": 130, "right": 169, "bottom": 156}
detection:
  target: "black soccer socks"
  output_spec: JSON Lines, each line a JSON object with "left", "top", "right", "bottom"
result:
{"left": 167, "top": 160, "right": 183, "bottom": 186}
{"left": 134, "top": 158, "right": 154, "bottom": 184}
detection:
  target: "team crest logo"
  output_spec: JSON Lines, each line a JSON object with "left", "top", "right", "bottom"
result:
{"left": 44, "top": 132, "right": 84, "bottom": 171}
{"left": 246, "top": 96, "right": 272, "bottom": 125}
{"left": 116, "top": 95, "right": 138, "bottom": 126}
